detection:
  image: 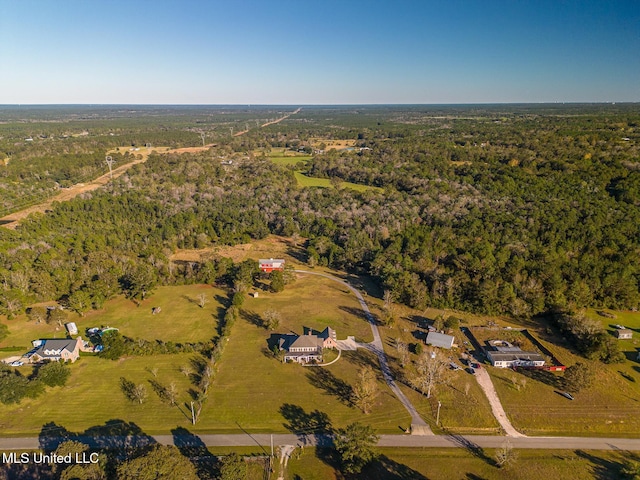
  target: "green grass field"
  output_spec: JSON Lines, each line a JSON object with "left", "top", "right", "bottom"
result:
{"left": 0, "top": 285, "right": 225, "bottom": 354}
{"left": 204, "top": 275, "right": 411, "bottom": 434}
{"left": 0, "top": 275, "right": 411, "bottom": 436}
{"left": 3, "top": 273, "right": 640, "bottom": 439}
{"left": 373, "top": 298, "right": 640, "bottom": 437}
{"left": 281, "top": 447, "right": 637, "bottom": 480}
{"left": 293, "top": 171, "right": 381, "bottom": 192}
{"left": 483, "top": 311, "right": 640, "bottom": 437}
{"left": 270, "top": 155, "right": 311, "bottom": 166}
{"left": 264, "top": 146, "right": 382, "bottom": 192}
{"left": 0, "top": 353, "right": 197, "bottom": 436}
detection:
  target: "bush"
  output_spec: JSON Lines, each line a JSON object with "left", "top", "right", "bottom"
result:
{"left": 0, "top": 324, "right": 8, "bottom": 343}
{"left": 36, "top": 361, "right": 71, "bottom": 387}
{"left": 231, "top": 292, "right": 245, "bottom": 307}
{"left": 270, "top": 271, "right": 285, "bottom": 293}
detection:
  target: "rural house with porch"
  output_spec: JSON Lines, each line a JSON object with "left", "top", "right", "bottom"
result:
{"left": 26, "top": 338, "right": 83, "bottom": 363}
{"left": 279, "top": 327, "right": 338, "bottom": 364}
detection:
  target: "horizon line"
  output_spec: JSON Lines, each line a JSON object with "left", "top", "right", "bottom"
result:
{"left": 1, "top": 102, "right": 638, "bottom": 107}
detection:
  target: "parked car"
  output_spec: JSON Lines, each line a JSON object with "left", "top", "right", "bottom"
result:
{"left": 10, "top": 361, "right": 23, "bottom": 367}
{"left": 466, "top": 367, "right": 476, "bottom": 375}
{"left": 559, "top": 391, "right": 574, "bottom": 400}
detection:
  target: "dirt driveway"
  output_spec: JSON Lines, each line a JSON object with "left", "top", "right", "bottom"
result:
{"left": 474, "top": 368, "right": 525, "bottom": 437}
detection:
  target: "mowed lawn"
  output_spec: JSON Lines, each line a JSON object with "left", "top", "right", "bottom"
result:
{"left": 293, "top": 171, "right": 381, "bottom": 192}
{"left": 204, "top": 275, "right": 412, "bottom": 434}
{"left": 0, "top": 285, "right": 225, "bottom": 353}
{"left": 490, "top": 352, "right": 640, "bottom": 437}
{"left": 79, "top": 284, "right": 226, "bottom": 343}
{"left": 0, "top": 285, "right": 226, "bottom": 436}
{"left": 270, "top": 155, "right": 311, "bottom": 166}
{"left": 0, "top": 353, "right": 197, "bottom": 436}
{"left": 285, "top": 447, "right": 637, "bottom": 480}
{"left": 0, "top": 275, "right": 412, "bottom": 435}
{"left": 486, "top": 310, "right": 640, "bottom": 437}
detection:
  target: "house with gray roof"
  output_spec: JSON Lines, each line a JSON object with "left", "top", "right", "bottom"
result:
{"left": 487, "top": 349, "right": 545, "bottom": 368}
{"left": 27, "top": 338, "right": 82, "bottom": 363}
{"left": 425, "top": 332, "right": 455, "bottom": 349}
{"left": 279, "top": 327, "right": 338, "bottom": 364}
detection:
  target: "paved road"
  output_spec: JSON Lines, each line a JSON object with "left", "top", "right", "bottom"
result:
{"left": 3, "top": 433, "right": 640, "bottom": 451}
{"left": 294, "top": 270, "right": 432, "bottom": 434}
{"left": 474, "top": 368, "right": 524, "bottom": 437}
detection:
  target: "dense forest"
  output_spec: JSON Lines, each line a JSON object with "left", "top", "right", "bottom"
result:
{"left": 0, "top": 104, "right": 639, "bottom": 321}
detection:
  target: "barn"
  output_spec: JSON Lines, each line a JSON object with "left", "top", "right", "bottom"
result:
{"left": 259, "top": 258, "right": 285, "bottom": 273}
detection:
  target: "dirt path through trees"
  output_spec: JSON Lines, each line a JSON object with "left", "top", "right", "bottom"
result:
{"left": 1, "top": 107, "right": 301, "bottom": 228}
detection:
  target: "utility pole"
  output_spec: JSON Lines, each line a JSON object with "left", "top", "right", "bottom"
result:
{"left": 190, "top": 401, "right": 196, "bottom": 425}
{"left": 270, "top": 434, "right": 274, "bottom": 457}
{"left": 105, "top": 156, "right": 115, "bottom": 180}
{"left": 436, "top": 401, "right": 442, "bottom": 426}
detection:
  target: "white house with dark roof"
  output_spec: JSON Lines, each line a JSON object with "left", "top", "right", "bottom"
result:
{"left": 27, "top": 338, "right": 82, "bottom": 363}
{"left": 487, "top": 349, "right": 545, "bottom": 368}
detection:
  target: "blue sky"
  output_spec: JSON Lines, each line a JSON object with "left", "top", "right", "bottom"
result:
{"left": 0, "top": 0, "right": 638, "bottom": 104}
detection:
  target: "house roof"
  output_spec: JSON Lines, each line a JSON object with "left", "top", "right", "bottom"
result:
{"left": 426, "top": 332, "right": 455, "bottom": 349}
{"left": 259, "top": 258, "right": 285, "bottom": 264}
{"left": 290, "top": 334, "right": 323, "bottom": 349}
{"left": 616, "top": 329, "right": 633, "bottom": 335}
{"left": 30, "top": 338, "right": 79, "bottom": 359}
{"left": 318, "top": 327, "right": 336, "bottom": 341}
{"left": 487, "top": 351, "right": 545, "bottom": 363}
{"left": 278, "top": 334, "right": 297, "bottom": 350}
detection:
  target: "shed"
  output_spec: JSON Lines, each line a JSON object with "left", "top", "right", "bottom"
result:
{"left": 615, "top": 329, "right": 633, "bottom": 339}
{"left": 65, "top": 322, "right": 78, "bottom": 335}
{"left": 425, "top": 332, "right": 455, "bottom": 349}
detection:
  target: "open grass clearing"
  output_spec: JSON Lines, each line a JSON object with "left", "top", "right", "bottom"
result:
{"left": 80, "top": 284, "right": 226, "bottom": 343}
{"left": 374, "top": 299, "right": 640, "bottom": 437}
{"left": 270, "top": 155, "right": 311, "bottom": 166}
{"left": 477, "top": 309, "right": 640, "bottom": 437}
{"left": 282, "top": 447, "right": 638, "bottom": 480}
{"left": 293, "top": 171, "right": 381, "bottom": 192}
{"left": 586, "top": 308, "right": 640, "bottom": 365}
{"left": 0, "top": 353, "right": 198, "bottom": 436}
{"left": 206, "top": 307, "right": 410, "bottom": 434}
{"left": 309, "top": 138, "right": 357, "bottom": 150}
{"left": 489, "top": 356, "right": 640, "bottom": 437}
{"left": 0, "top": 285, "right": 225, "bottom": 356}
{"left": 244, "top": 274, "right": 374, "bottom": 343}
{"left": 0, "top": 272, "right": 402, "bottom": 435}
{"left": 170, "top": 234, "right": 305, "bottom": 264}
